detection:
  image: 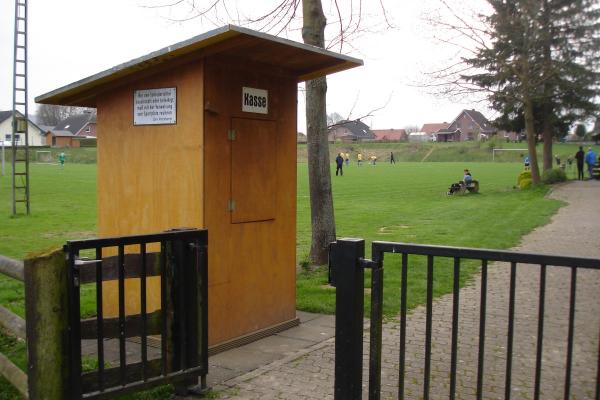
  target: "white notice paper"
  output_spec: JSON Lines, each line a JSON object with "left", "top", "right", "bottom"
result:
{"left": 134, "top": 87, "right": 177, "bottom": 125}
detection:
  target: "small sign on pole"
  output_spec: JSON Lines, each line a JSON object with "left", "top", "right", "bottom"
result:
{"left": 134, "top": 87, "right": 177, "bottom": 126}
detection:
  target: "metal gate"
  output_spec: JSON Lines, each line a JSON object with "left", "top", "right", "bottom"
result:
{"left": 330, "top": 238, "right": 600, "bottom": 400}
{"left": 63, "top": 228, "right": 208, "bottom": 399}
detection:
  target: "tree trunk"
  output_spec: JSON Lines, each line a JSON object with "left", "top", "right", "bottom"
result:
{"left": 520, "top": 10, "right": 541, "bottom": 185}
{"left": 542, "top": 112, "right": 553, "bottom": 171}
{"left": 524, "top": 96, "right": 541, "bottom": 184}
{"left": 540, "top": 0, "right": 553, "bottom": 172}
{"left": 302, "top": 0, "right": 335, "bottom": 265}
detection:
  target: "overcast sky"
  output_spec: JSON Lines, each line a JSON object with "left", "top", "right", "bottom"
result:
{"left": 0, "top": 0, "right": 491, "bottom": 131}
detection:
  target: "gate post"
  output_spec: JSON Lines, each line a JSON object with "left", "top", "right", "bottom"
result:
{"left": 24, "top": 247, "right": 71, "bottom": 400}
{"left": 332, "top": 238, "right": 365, "bottom": 400}
{"left": 165, "top": 232, "right": 207, "bottom": 395}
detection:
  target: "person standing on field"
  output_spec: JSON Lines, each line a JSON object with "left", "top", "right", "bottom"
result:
{"left": 390, "top": 152, "right": 395, "bottom": 164}
{"left": 335, "top": 153, "right": 344, "bottom": 176}
{"left": 345, "top": 152, "right": 350, "bottom": 166}
{"left": 357, "top": 152, "right": 363, "bottom": 166}
{"left": 585, "top": 147, "right": 597, "bottom": 179}
{"left": 59, "top": 152, "right": 66, "bottom": 168}
{"left": 575, "top": 146, "right": 585, "bottom": 180}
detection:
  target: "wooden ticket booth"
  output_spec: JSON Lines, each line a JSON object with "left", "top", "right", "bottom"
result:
{"left": 36, "top": 25, "right": 362, "bottom": 348}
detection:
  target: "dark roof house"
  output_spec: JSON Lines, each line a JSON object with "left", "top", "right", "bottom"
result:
{"left": 0, "top": 111, "right": 14, "bottom": 124}
{"left": 54, "top": 113, "right": 97, "bottom": 137}
{"left": 0, "top": 110, "right": 46, "bottom": 146}
{"left": 328, "top": 120, "right": 375, "bottom": 142}
{"left": 437, "top": 109, "right": 496, "bottom": 141}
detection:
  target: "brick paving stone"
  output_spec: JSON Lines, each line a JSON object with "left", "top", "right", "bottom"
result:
{"left": 211, "top": 181, "right": 600, "bottom": 399}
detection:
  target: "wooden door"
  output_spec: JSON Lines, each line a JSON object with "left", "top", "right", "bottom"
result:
{"left": 230, "top": 117, "right": 277, "bottom": 224}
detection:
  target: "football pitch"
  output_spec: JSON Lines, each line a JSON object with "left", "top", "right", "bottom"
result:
{"left": 0, "top": 161, "right": 562, "bottom": 317}
{"left": 0, "top": 159, "right": 565, "bottom": 398}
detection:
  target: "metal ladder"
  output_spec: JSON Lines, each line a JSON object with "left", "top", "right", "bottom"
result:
{"left": 11, "top": 0, "right": 30, "bottom": 215}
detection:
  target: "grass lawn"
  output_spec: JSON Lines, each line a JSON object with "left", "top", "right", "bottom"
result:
{"left": 0, "top": 156, "right": 566, "bottom": 398}
{"left": 295, "top": 161, "right": 562, "bottom": 315}
{"left": 0, "top": 160, "right": 563, "bottom": 317}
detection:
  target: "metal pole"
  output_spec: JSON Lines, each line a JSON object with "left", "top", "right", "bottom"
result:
{"left": 332, "top": 238, "right": 365, "bottom": 400}
{"left": 1, "top": 140, "right": 4, "bottom": 176}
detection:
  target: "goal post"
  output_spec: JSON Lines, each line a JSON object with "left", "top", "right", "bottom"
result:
{"left": 492, "top": 148, "right": 528, "bottom": 161}
{"left": 35, "top": 150, "right": 53, "bottom": 163}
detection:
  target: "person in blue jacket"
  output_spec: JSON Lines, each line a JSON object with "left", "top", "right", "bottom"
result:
{"left": 585, "top": 147, "right": 597, "bottom": 179}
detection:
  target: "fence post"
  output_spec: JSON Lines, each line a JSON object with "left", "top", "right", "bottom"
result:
{"left": 165, "top": 235, "right": 202, "bottom": 395}
{"left": 332, "top": 238, "right": 365, "bottom": 400}
{"left": 24, "top": 247, "right": 71, "bottom": 400}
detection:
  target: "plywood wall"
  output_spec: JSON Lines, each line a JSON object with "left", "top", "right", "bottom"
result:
{"left": 97, "top": 61, "right": 204, "bottom": 316}
{"left": 95, "top": 54, "right": 298, "bottom": 346}
{"left": 204, "top": 55, "right": 297, "bottom": 345}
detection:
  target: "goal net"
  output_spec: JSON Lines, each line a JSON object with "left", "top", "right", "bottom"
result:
{"left": 35, "top": 150, "right": 53, "bottom": 163}
{"left": 492, "top": 148, "right": 528, "bottom": 162}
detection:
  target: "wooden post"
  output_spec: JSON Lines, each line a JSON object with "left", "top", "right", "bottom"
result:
{"left": 24, "top": 248, "right": 71, "bottom": 400}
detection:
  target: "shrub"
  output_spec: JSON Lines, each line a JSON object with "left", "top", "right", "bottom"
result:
{"left": 487, "top": 136, "right": 502, "bottom": 150}
{"left": 542, "top": 168, "right": 567, "bottom": 184}
{"left": 517, "top": 170, "right": 532, "bottom": 186}
{"left": 519, "top": 178, "right": 533, "bottom": 190}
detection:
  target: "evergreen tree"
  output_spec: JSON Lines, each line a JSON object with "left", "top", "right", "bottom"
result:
{"left": 463, "top": 0, "right": 600, "bottom": 183}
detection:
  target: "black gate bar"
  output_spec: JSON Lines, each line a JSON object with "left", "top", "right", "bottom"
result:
{"left": 64, "top": 228, "right": 208, "bottom": 399}
{"left": 331, "top": 239, "right": 600, "bottom": 400}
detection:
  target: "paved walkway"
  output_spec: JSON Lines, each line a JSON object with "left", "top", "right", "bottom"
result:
{"left": 200, "top": 180, "right": 600, "bottom": 399}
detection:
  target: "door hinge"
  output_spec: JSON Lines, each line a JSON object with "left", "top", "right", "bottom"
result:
{"left": 228, "top": 129, "right": 236, "bottom": 141}
{"left": 228, "top": 199, "right": 236, "bottom": 212}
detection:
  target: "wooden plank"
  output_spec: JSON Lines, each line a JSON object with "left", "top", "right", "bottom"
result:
{"left": 97, "top": 59, "right": 204, "bottom": 318}
{"left": 0, "top": 255, "right": 24, "bottom": 282}
{"left": 0, "top": 352, "right": 28, "bottom": 399}
{"left": 0, "top": 306, "right": 26, "bottom": 340}
{"left": 80, "top": 311, "right": 162, "bottom": 340}
{"left": 78, "top": 252, "right": 161, "bottom": 284}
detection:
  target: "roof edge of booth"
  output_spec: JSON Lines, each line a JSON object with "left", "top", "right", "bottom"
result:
{"left": 35, "top": 24, "right": 363, "bottom": 107}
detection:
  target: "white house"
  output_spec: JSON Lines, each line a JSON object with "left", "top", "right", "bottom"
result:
{"left": 0, "top": 110, "right": 46, "bottom": 147}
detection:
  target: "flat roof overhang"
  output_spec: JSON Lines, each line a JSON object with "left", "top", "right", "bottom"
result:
{"left": 36, "top": 25, "right": 363, "bottom": 108}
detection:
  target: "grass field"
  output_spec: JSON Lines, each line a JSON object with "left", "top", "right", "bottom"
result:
{"left": 0, "top": 159, "right": 563, "bottom": 318}
{"left": 0, "top": 146, "right": 573, "bottom": 398}
{"left": 295, "top": 161, "right": 562, "bottom": 315}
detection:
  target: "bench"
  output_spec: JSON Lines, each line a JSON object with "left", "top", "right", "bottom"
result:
{"left": 448, "top": 180, "right": 479, "bottom": 195}
{"left": 466, "top": 180, "right": 480, "bottom": 193}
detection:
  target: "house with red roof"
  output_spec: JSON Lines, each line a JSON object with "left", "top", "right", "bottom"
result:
{"left": 421, "top": 122, "right": 450, "bottom": 135}
{"left": 372, "top": 128, "right": 407, "bottom": 142}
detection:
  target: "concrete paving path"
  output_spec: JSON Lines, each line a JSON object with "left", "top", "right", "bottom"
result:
{"left": 193, "top": 180, "right": 600, "bottom": 399}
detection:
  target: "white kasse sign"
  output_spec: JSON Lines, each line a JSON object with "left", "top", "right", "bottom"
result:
{"left": 242, "top": 87, "right": 268, "bottom": 114}
{"left": 134, "top": 87, "right": 177, "bottom": 125}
